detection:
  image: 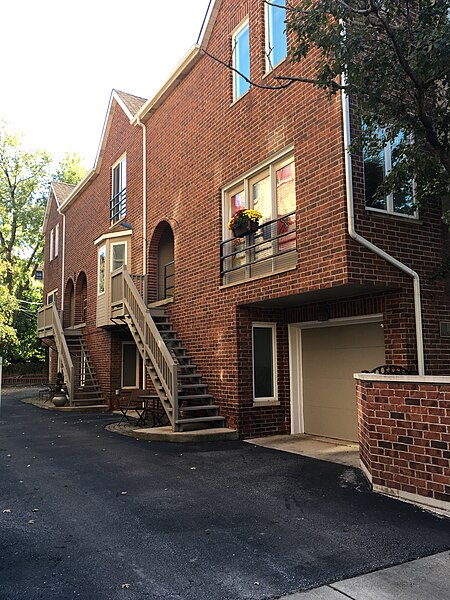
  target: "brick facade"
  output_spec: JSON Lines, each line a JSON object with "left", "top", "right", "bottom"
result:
{"left": 40, "top": 0, "right": 450, "bottom": 507}
{"left": 356, "top": 375, "right": 450, "bottom": 514}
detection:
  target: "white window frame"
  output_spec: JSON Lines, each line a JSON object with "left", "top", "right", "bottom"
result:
{"left": 121, "top": 342, "right": 139, "bottom": 389}
{"left": 364, "top": 132, "right": 418, "bottom": 219}
{"left": 232, "top": 18, "right": 250, "bottom": 102}
{"left": 47, "top": 288, "right": 58, "bottom": 306}
{"left": 98, "top": 245, "right": 106, "bottom": 295}
{"left": 111, "top": 241, "right": 127, "bottom": 272}
{"left": 54, "top": 223, "right": 59, "bottom": 257}
{"left": 111, "top": 154, "right": 127, "bottom": 224}
{"left": 49, "top": 229, "right": 54, "bottom": 261}
{"left": 265, "top": 0, "right": 287, "bottom": 73}
{"left": 222, "top": 147, "right": 295, "bottom": 240}
{"left": 252, "top": 322, "right": 278, "bottom": 404}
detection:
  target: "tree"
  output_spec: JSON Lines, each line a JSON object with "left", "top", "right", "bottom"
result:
{"left": 0, "top": 125, "right": 85, "bottom": 364}
{"left": 53, "top": 151, "right": 87, "bottom": 185}
{"left": 284, "top": 0, "right": 450, "bottom": 206}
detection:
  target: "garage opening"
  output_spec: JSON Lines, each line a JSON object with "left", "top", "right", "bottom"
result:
{"left": 290, "top": 318, "right": 385, "bottom": 442}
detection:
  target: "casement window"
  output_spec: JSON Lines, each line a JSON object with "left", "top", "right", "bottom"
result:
{"left": 265, "top": 0, "right": 287, "bottom": 72}
{"left": 221, "top": 149, "right": 297, "bottom": 284}
{"left": 111, "top": 241, "right": 127, "bottom": 272}
{"left": 122, "top": 342, "right": 139, "bottom": 389}
{"left": 232, "top": 19, "right": 250, "bottom": 101}
{"left": 49, "top": 229, "right": 54, "bottom": 261}
{"left": 54, "top": 224, "right": 59, "bottom": 258}
{"left": 47, "top": 289, "right": 58, "bottom": 308}
{"left": 252, "top": 323, "right": 277, "bottom": 402}
{"left": 364, "top": 130, "right": 416, "bottom": 217}
{"left": 110, "top": 155, "right": 126, "bottom": 224}
{"left": 98, "top": 245, "right": 106, "bottom": 295}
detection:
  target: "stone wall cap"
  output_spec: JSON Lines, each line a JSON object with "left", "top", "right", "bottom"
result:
{"left": 354, "top": 373, "right": 450, "bottom": 384}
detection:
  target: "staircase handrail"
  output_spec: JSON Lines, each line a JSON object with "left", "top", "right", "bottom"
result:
{"left": 120, "top": 267, "right": 178, "bottom": 421}
{"left": 50, "top": 304, "right": 74, "bottom": 405}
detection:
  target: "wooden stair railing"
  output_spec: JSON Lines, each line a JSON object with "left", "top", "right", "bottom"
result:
{"left": 119, "top": 267, "right": 179, "bottom": 431}
{"left": 36, "top": 303, "right": 74, "bottom": 405}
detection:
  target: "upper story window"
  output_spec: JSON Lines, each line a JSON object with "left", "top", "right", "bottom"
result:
{"left": 49, "top": 229, "right": 54, "bottom": 261}
{"left": 111, "top": 241, "right": 127, "bottom": 272}
{"left": 364, "top": 130, "right": 416, "bottom": 218}
{"left": 265, "top": 0, "right": 287, "bottom": 72}
{"left": 110, "top": 155, "right": 126, "bottom": 224}
{"left": 98, "top": 245, "right": 106, "bottom": 295}
{"left": 232, "top": 19, "right": 250, "bottom": 101}
{"left": 54, "top": 223, "right": 59, "bottom": 258}
{"left": 221, "top": 149, "right": 297, "bottom": 285}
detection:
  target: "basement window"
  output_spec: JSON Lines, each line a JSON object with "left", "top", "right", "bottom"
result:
{"left": 252, "top": 323, "right": 277, "bottom": 403}
{"left": 122, "top": 342, "right": 139, "bottom": 389}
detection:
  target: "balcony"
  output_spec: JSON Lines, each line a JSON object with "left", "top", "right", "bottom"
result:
{"left": 220, "top": 211, "right": 297, "bottom": 285}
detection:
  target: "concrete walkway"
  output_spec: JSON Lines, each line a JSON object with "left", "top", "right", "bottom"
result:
{"left": 280, "top": 551, "right": 450, "bottom": 599}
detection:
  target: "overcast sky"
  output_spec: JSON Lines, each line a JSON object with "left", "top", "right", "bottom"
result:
{"left": 1, "top": 0, "right": 211, "bottom": 167}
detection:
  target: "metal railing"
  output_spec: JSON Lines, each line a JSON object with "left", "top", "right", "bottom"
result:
{"left": 36, "top": 303, "right": 74, "bottom": 404}
{"left": 220, "top": 211, "right": 297, "bottom": 284}
{"left": 115, "top": 267, "right": 179, "bottom": 430}
{"left": 163, "top": 260, "right": 174, "bottom": 299}
{"left": 110, "top": 187, "right": 126, "bottom": 224}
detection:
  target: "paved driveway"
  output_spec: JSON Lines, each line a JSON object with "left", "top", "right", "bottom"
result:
{"left": 1, "top": 388, "right": 449, "bottom": 600}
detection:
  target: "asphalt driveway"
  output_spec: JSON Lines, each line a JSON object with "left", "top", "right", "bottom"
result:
{"left": 0, "top": 387, "right": 449, "bottom": 600}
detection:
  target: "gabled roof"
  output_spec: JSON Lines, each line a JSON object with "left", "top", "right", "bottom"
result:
{"left": 59, "top": 89, "right": 147, "bottom": 213}
{"left": 42, "top": 181, "right": 76, "bottom": 233}
{"left": 115, "top": 90, "right": 147, "bottom": 118}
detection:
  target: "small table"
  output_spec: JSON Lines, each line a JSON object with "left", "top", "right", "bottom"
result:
{"left": 118, "top": 397, "right": 151, "bottom": 427}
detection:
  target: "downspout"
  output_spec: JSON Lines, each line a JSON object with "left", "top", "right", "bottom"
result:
{"left": 59, "top": 210, "right": 66, "bottom": 325}
{"left": 136, "top": 118, "right": 147, "bottom": 280}
{"left": 341, "top": 89, "right": 425, "bottom": 375}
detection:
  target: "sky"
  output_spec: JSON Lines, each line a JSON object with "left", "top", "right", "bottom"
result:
{"left": 1, "top": 0, "right": 211, "bottom": 168}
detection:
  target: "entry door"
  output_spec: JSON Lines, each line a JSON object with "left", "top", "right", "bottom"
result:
{"left": 301, "top": 322, "right": 385, "bottom": 441}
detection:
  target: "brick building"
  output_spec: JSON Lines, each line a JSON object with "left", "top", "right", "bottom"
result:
{"left": 38, "top": 0, "right": 450, "bottom": 514}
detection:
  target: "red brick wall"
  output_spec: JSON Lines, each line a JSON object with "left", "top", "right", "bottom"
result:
{"left": 356, "top": 377, "right": 450, "bottom": 512}
{"left": 43, "top": 191, "right": 64, "bottom": 307}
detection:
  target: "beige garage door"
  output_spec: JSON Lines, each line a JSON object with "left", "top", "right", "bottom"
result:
{"left": 301, "top": 322, "right": 385, "bottom": 442}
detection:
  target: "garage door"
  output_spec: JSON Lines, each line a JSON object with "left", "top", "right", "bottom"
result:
{"left": 301, "top": 322, "right": 385, "bottom": 442}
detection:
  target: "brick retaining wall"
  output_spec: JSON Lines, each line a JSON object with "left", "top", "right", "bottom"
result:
{"left": 355, "top": 374, "right": 450, "bottom": 515}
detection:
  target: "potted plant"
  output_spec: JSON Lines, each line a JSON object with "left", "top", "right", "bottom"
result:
{"left": 228, "top": 209, "right": 262, "bottom": 238}
{"left": 52, "top": 371, "right": 68, "bottom": 407}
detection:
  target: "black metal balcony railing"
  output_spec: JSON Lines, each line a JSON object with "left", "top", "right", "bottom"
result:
{"left": 163, "top": 260, "right": 175, "bottom": 299}
{"left": 220, "top": 211, "right": 297, "bottom": 284}
{"left": 110, "top": 187, "right": 126, "bottom": 224}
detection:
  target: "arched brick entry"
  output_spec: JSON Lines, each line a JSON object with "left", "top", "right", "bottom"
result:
{"left": 63, "top": 278, "right": 75, "bottom": 328}
{"left": 148, "top": 221, "right": 174, "bottom": 302}
{"left": 75, "top": 271, "right": 88, "bottom": 325}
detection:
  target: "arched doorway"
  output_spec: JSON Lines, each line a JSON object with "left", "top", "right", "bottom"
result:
{"left": 148, "top": 222, "right": 174, "bottom": 302}
{"left": 64, "top": 279, "right": 75, "bottom": 328}
{"left": 75, "top": 271, "right": 88, "bottom": 325}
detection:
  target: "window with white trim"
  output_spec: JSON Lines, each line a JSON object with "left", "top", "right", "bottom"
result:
{"left": 122, "top": 342, "right": 139, "bottom": 389}
{"left": 111, "top": 241, "right": 127, "bottom": 272}
{"left": 111, "top": 155, "right": 126, "bottom": 224}
{"left": 364, "top": 129, "right": 416, "bottom": 217}
{"left": 54, "top": 224, "right": 59, "bottom": 257}
{"left": 98, "top": 245, "right": 106, "bottom": 295}
{"left": 265, "top": 0, "right": 287, "bottom": 72}
{"left": 232, "top": 19, "right": 250, "bottom": 101}
{"left": 49, "top": 229, "right": 54, "bottom": 261}
{"left": 221, "top": 150, "right": 297, "bottom": 284}
{"left": 47, "top": 289, "right": 58, "bottom": 308}
{"left": 252, "top": 323, "right": 277, "bottom": 402}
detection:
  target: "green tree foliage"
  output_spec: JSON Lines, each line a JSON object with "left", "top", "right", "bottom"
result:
{"left": 0, "top": 125, "right": 85, "bottom": 364}
{"left": 53, "top": 151, "right": 87, "bottom": 185}
{"left": 283, "top": 0, "right": 450, "bottom": 206}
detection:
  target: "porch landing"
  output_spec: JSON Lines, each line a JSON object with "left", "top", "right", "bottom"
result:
{"left": 108, "top": 423, "right": 238, "bottom": 442}
{"left": 246, "top": 434, "right": 360, "bottom": 468}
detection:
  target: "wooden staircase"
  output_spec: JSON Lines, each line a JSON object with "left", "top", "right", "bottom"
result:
{"left": 64, "top": 331, "right": 104, "bottom": 407}
{"left": 115, "top": 267, "right": 226, "bottom": 432}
